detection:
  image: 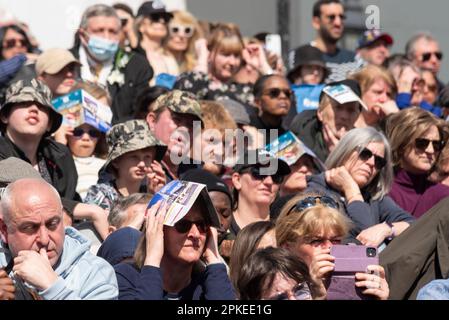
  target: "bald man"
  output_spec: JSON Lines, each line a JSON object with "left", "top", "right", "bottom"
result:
{"left": 0, "top": 179, "right": 118, "bottom": 300}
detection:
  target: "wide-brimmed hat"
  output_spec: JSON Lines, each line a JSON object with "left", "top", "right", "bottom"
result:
{"left": 0, "top": 78, "right": 62, "bottom": 134}
{"left": 35, "top": 48, "right": 81, "bottom": 76}
{"left": 104, "top": 119, "right": 167, "bottom": 173}
{"left": 152, "top": 89, "right": 204, "bottom": 123}
{"left": 287, "top": 45, "right": 330, "bottom": 82}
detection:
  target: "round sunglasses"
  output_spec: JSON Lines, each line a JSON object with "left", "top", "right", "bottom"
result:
{"left": 169, "top": 24, "right": 194, "bottom": 38}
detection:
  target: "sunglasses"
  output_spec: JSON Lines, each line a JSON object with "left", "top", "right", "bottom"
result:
{"left": 149, "top": 13, "right": 171, "bottom": 24}
{"left": 174, "top": 219, "right": 208, "bottom": 234}
{"left": 169, "top": 24, "right": 194, "bottom": 38}
{"left": 3, "top": 38, "right": 27, "bottom": 49}
{"left": 422, "top": 51, "right": 443, "bottom": 62}
{"left": 415, "top": 138, "right": 444, "bottom": 152}
{"left": 268, "top": 282, "right": 311, "bottom": 300}
{"left": 358, "top": 148, "right": 386, "bottom": 170}
{"left": 263, "top": 88, "right": 293, "bottom": 99}
{"left": 244, "top": 166, "right": 285, "bottom": 184}
{"left": 324, "top": 14, "right": 346, "bottom": 22}
{"left": 73, "top": 128, "right": 100, "bottom": 139}
{"left": 286, "top": 195, "right": 340, "bottom": 216}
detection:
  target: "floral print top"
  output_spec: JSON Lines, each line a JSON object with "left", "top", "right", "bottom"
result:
{"left": 174, "top": 71, "right": 254, "bottom": 106}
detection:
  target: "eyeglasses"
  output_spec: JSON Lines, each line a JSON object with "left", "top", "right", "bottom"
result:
{"left": 268, "top": 282, "right": 311, "bottom": 300}
{"left": 73, "top": 128, "right": 100, "bottom": 139}
{"left": 149, "top": 13, "right": 171, "bottom": 24}
{"left": 422, "top": 51, "right": 443, "bottom": 62}
{"left": 3, "top": 38, "right": 27, "bottom": 49}
{"left": 169, "top": 24, "right": 194, "bottom": 38}
{"left": 243, "top": 166, "right": 285, "bottom": 184}
{"left": 358, "top": 148, "right": 387, "bottom": 170}
{"left": 324, "top": 14, "right": 346, "bottom": 22}
{"left": 174, "top": 219, "right": 208, "bottom": 234}
{"left": 263, "top": 88, "right": 293, "bottom": 99}
{"left": 415, "top": 138, "right": 444, "bottom": 152}
{"left": 286, "top": 195, "right": 340, "bottom": 216}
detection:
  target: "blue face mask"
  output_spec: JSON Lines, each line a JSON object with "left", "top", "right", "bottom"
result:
{"left": 87, "top": 35, "right": 119, "bottom": 62}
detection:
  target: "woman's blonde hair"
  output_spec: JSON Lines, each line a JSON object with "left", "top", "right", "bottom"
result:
{"left": 200, "top": 100, "right": 238, "bottom": 134}
{"left": 349, "top": 64, "right": 397, "bottom": 99}
{"left": 276, "top": 193, "right": 351, "bottom": 248}
{"left": 166, "top": 10, "right": 203, "bottom": 72}
{"left": 207, "top": 22, "right": 244, "bottom": 59}
{"left": 386, "top": 107, "right": 449, "bottom": 167}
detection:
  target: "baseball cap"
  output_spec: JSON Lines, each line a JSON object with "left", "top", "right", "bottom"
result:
{"left": 320, "top": 79, "right": 368, "bottom": 110}
{"left": 137, "top": 1, "right": 173, "bottom": 19}
{"left": 358, "top": 30, "right": 393, "bottom": 49}
{"left": 35, "top": 48, "right": 81, "bottom": 76}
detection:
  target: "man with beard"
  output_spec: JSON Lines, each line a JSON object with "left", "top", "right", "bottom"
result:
{"left": 310, "top": 0, "right": 363, "bottom": 82}
{"left": 289, "top": 79, "right": 366, "bottom": 162}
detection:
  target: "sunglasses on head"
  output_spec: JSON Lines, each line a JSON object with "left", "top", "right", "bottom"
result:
{"left": 3, "top": 38, "right": 27, "bottom": 49}
{"left": 422, "top": 51, "right": 443, "bottom": 62}
{"left": 324, "top": 14, "right": 346, "bottom": 22}
{"left": 244, "top": 166, "right": 285, "bottom": 184}
{"left": 149, "top": 13, "right": 171, "bottom": 24}
{"left": 415, "top": 138, "right": 444, "bottom": 152}
{"left": 169, "top": 24, "right": 194, "bottom": 38}
{"left": 173, "top": 219, "right": 208, "bottom": 234}
{"left": 263, "top": 88, "right": 293, "bottom": 99}
{"left": 358, "top": 148, "right": 386, "bottom": 170}
{"left": 268, "top": 282, "right": 311, "bottom": 300}
{"left": 286, "top": 195, "right": 340, "bottom": 216}
{"left": 73, "top": 128, "right": 100, "bottom": 139}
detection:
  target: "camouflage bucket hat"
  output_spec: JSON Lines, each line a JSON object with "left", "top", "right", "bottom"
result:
{"left": 152, "top": 89, "right": 204, "bottom": 124}
{"left": 104, "top": 119, "right": 167, "bottom": 173}
{"left": 0, "top": 78, "right": 62, "bottom": 134}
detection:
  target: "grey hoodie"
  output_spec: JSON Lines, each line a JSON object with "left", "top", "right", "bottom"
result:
{"left": 0, "top": 227, "right": 118, "bottom": 300}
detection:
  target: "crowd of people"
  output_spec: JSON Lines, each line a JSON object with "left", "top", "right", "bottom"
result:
{"left": 1, "top": 0, "right": 449, "bottom": 300}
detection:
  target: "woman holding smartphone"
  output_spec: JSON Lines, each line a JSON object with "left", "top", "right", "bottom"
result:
{"left": 276, "top": 192, "right": 390, "bottom": 300}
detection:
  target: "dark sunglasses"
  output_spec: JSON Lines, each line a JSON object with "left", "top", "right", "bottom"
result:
{"left": 324, "top": 14, "right": 346, "bottom": 22}
{"left": 149, "top": 13, "right": 171, "bottom": 24}
{"left": 174, "top": 219, "right": 208, "bottom": 234}
{"left": 286, "top": 195, "right": 340, "bottom": 216}
{"left": 3, "top": 38, "right": 27, "bottom": 49}
{"left": 73, "top": 128, "right": 100, "bottom": 139}
{"left": 263, "top": 88, "right": 293, "bottom": 99}
{"left": 169, "top": 25, "right": 194, "bottom": 38}
{"left": 358, "top": 148, "right": 386, "bottom": 170}
{"left": 422, "top": 51, "right": 443, "bottom": 62}
{"left": 415, "top": 138, "right": 444, "bottom": 152}
{"left": 244, "top": 166, "right": 285, "bottom": 184}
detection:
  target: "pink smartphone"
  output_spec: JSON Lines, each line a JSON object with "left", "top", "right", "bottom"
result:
{"left": 326, "top": 245, "right": 379, "bottom": 300}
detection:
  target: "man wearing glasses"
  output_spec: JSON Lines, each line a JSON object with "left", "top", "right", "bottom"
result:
{"left": 310, "top": 0, "right": 363, "bottom": 83}
{"left": 405, "top": 32, "right": 445, "bottom": 93}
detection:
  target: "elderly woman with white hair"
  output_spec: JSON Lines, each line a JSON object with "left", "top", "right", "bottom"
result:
{"left": 305, "top": 127, "right": 415, "bottom": 248}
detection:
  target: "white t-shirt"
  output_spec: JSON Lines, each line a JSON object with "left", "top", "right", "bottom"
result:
{"left": 73, "top": 156, "right": 106, "bottom": 200}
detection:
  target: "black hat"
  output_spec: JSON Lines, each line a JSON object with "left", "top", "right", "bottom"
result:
{"left": 287, "top": 45, "right": 330, "bottom": 82}
{"left": 182, "top": 169, "right": 233, "bottom": 206}
{"left": 232, "top": 149, "right": 291, "bottom": 176}
{"left": 137, "top": 1, "right": 173, "bottom": 19}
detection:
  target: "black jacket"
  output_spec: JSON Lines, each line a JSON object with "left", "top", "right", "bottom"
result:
{"left": 0, "top": 136, "right": 80, "bottom": 213}
{"left": 70, "top": 47, "right": 153, "bottom": 124}
{"left": 289, "top": 110, "right": 328, "bottom": 162}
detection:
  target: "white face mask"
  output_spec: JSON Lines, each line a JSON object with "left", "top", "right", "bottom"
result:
{"left": 87, "top": 35, "right": 119, "bottom": 62}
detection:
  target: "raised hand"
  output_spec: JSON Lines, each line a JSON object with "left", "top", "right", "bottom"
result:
{"left": 143, "top": 201, "right": 167, "bottom": 268}
{"left": 355, "top": 265, "right": 389, "bottom": 300}
{"left": 146, "top": 160, "right": 167, "bottom": 194}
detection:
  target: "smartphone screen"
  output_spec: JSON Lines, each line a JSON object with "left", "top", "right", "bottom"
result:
{"left": 265, "top": 34, "right": 282, "bottom": 56}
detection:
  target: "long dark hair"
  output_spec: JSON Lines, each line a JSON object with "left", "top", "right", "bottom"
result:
{"left": 0, "top": 24, "right": 33, "bottom": 60}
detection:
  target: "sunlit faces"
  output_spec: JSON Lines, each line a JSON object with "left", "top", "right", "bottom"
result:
{"left": 291, "top": 230, "right": 342, "bottom": 266}
{"left": 84, "top": 16, "right": 121, "bottom": 42}
{"left": 2, "top": 102, "right": 51, "bottom": 138}
{"left": 257, "top": 76, "right": 292, "bottom": 117}
{"left": 167, "top": 22, "right": 194, "bottom": 52}
{"left": 0, "top": 181, "right": 65, "bottom": 266}
{"left": 314, "top": 3, "right": 345, "bottom": 43}
{"left": 111, "top": 147, "right": 157, "bottom": 181}
{"left": 163, "top": 201, "right": 208, "bottom": 265}
{"left": 317, "top": 98, "right": 360, "bottom": 139}
{"left": 422, "top": 70, "right": 438, "bottom": 105}
{"left": 139, "top": 16, "right": 168, "bottom": 40}
{"left": 300, "top": 65, "right": 325, "bottom": 85}
{"left": 1, "top": 28, "right": 28, "bottom": 60}
{"left": 209, "top": 38, "right": 242, "bottom": 82}
{"left": 358, "top": 40, "right": 390, "bottom": 66}
{"left": 67, "top": 123, "right": 100, "bottom": 158}
{"left": 281, "top": 155, "right": 316, "bottom": 194}
{"left": 413, "top": 38, "right": 442, "bottom": 75}
{"left": 402, "top": 125, "right": 441, "bottom": 174}
{"left": 344, "top": 141, "right": 385, "bottom": 188}
{"left": 40, "top": 63, "right": 79, "bottom": 97}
